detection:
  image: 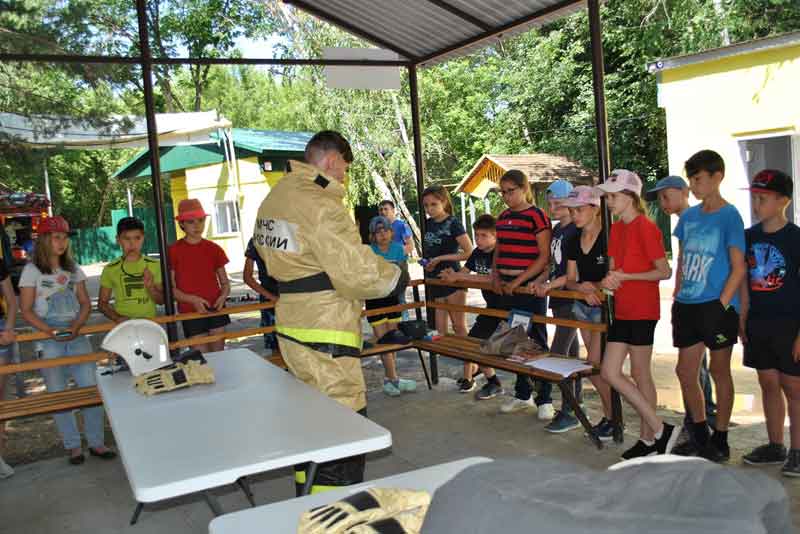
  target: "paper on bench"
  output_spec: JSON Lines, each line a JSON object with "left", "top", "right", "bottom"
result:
{"left": 524, "top": 357, "right": 592, "bottom": 377}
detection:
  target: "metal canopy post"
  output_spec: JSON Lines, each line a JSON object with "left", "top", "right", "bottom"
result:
{"left": 588, "top": 0, "right": 623, "bottom": 442}
{"left": 408, "top": 64, "right": 437, "bottom": 381}
{"left": 134, "top": 0, "right": 178, "bottom": 341}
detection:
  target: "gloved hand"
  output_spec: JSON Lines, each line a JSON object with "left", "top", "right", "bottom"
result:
{"left": 297, "top": 488, "right": 430, "bottom": 534}
{"left": 134, "top": 361, "right": 215, "bottom": 396}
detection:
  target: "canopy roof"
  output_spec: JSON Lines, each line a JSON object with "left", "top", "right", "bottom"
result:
{"left": 113, "top": 128, "right": 313, "bottom": 180}
{"left": 0, "top": 111, "right": 231, "bottom": 150}
{"left": 284, "top": 0, "right": 587, "bottom": 67}
{"left": 456, "top": 153, "right": 596, "bottom": 198}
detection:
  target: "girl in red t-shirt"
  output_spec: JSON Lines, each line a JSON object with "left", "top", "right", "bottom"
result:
{"left": 597, "top": 170, "right": 676, "bottom": 459}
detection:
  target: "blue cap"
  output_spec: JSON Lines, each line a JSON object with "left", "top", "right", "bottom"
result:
{"left": 644, "top": 175, "right": 688, "bottom": 202}
{"left": 369, "top": 216, "right": 391, "bottom": 234}
{"left": 546, "top": 180, "right": 574, "bottom": 199}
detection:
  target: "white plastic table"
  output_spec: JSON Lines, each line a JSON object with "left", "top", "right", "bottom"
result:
{"left": 96, "top": 348, "right": 392, "bottom": 524}
{"left": 208, "top": 457, "right": 492, "bottom": 534}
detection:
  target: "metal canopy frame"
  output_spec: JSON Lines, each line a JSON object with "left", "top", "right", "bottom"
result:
{"left": 0, "top": 0, "right": 613, "bottom": 355}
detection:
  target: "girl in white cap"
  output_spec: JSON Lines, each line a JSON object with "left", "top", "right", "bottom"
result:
{"left": 596, "top": 169, "right": 678, "bottom": 459}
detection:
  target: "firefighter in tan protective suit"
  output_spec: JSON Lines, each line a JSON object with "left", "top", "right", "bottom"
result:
{"left": 254, "top": 131, "right": 406, "bottom": 495}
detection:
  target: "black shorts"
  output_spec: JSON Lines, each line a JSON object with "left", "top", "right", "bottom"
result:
{"left": 672, "top": 300, "right": 738, "bottom": 350}
{"left": 468, "top": 314, "right": 502, "bottom": 340}
{"left": 182, "top": 314, "right": 231, "bottom": 338}
{"left": 607, "top": 319, "right": 657, "bottom": 346}
{"left": 744, "top": 317, "right": 800, "bottom": 376}
{"left": 425, "top": 281, "right": 464, "bottom": 301}
{"left": 365, "top": 295, "right": 401, "bottom": 326}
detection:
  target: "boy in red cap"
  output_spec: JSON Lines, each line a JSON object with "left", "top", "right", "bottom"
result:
{"left": 169, "top": 199, "right": 231, "bottom": 352}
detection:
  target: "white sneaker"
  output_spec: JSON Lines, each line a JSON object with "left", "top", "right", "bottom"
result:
{"left": 0, "top": 456, "right": 14, "bottom": 479}
{"left": 537, "top": 403, "right": 555, "bottom": 421}
{"left": 500, "top": 397, "right": 535, "bottom": 414}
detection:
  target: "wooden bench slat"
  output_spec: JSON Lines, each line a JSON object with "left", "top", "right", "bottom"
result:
{"left": 0, "top": 387, "right": 102, "bottom": 421}
{"left": 412, "top": 336, "right": 597, "bottom": 383}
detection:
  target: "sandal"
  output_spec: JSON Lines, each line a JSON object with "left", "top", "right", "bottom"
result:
{"left": 89, "top": 447, "right": 117, "bottom": 460}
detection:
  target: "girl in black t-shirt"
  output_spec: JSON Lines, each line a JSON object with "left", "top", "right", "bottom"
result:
{"left": 562, "top": 186, "right": 614, "bottom": 441}
{"left": 421, "top": 185, "right": 475, "bottom": 389}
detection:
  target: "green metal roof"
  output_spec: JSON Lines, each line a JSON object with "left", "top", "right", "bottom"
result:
{"left": 113, "top": 129, "right": 313, "bottom": 180}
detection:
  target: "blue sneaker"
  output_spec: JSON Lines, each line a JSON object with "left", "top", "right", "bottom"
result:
{"left": 545, "top": 411, "right": 580, "bottom": 433}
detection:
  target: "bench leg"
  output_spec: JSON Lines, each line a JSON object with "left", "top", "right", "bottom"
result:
{"left": 416, "top": 349, "right": 432, "bottom": 390}
{"left": 558, "top": 380, "right": 603, "bottom": 450}
{"left": 429, "top": 352, "right": 439, "bottom": 385}
{"left": 301, "top": 462, "right": 319, "bottom": 496}
{"left": 236, "top": 476, "right": 256, "bottom": 507}
{"left": 610, "top": 388, "right": 625, "bottom": 444}
{"left": 130, "top": 502, "right": 144, "bottom": 525}
{"left": 203, "top": 492, "right": 224, "bottom": 516}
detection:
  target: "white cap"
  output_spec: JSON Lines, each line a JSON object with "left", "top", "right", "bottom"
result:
{"left": 596, "top": 169, "right": 643, "bottom": 196}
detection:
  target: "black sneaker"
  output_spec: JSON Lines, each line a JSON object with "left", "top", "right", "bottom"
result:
{"left": 743, "top": 443, "right": 787, "bottom": 466}
{"left": 654, "top": 423, "right": 681, "bottom": 455}
{"left": 475, "top": 381, "right": 503, "bottom": 400}
{"left": 698, "top": 442, "right": 730, "bottom": 463}
{"left": 458, "top": 378, "right": 477, "bottom": 393}
{"left": 586, "top": 417, "right": 614, "bottom": 442}
{"left": 782, "top": 449, "right": 800, "bottom": 478}
{"left": 621, "top": 440, "right": 657, "bottom": 460}
{"left": 671, "top": 439, "right": 699, "bottom": 457}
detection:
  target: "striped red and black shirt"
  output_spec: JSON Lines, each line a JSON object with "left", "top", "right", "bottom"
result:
{"left": 495, "top": 206, "right": 551, "bottom": 274}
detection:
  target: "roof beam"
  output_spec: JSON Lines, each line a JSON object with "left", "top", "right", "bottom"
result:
{"left": 282, "top": 0, "right": 420, "bottom": 61}
{"left": 421, "top": 0, "right": 493, "bottom": 31}
{"left": 416, "top": 0, "right": 584, "bottom": 66}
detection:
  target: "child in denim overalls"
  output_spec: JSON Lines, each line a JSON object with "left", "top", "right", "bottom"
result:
{"left": 19, "top": 216, "right": 116, "bottom": 465}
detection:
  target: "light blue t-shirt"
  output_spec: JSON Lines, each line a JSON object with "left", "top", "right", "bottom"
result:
{"left": 371, "top": 242, "right": 407, "bottom": 264}
{"left": 674, "top": 204, "right": 745, "bottom": 310}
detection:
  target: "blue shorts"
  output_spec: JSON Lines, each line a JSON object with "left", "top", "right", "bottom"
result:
{"left": 572, "top": 301, "right": 602, "bottom": 324}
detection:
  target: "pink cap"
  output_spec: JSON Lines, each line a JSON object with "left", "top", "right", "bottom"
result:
{"left": 38, "top": 216, "right": 70, "bottom": 234}
{"left": 175, "top": 198, "right": 209, "bottom": 221}
{"left": 596, "top": 169, "right": 643, "bottom": 196}
{"left": 561, "top": 185, "right": 602, "bottom": 207}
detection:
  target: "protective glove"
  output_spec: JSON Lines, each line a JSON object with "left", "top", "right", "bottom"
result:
{"left": 344, "top": 507, "right": 428, "bottom": 533}
{"left": 134, "top": 360, "right": 215, "bottom": 396}
{"left": 297, "top": 488, "right": 430, "bottom": 534}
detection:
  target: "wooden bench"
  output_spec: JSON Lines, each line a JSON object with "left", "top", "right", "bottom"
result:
{"left": 0, "top": 386, "right": 102, "bottom": 421}
{"left": 412, "top": 335, "right": 607, "bottom": 449}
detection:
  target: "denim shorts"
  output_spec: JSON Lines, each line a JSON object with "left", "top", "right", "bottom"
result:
{"left": 572, "top": 300, "right": 602, "bottom": 324}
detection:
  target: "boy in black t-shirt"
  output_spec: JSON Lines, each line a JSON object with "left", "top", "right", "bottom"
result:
{"left": 739, "top": 170, "right": 800, "bottom": 477}
{"left": 440, "top": 215, "right": 503, "bottom": 398}
{"left": 244, "top": 238, "right": 279, "bottom": 355}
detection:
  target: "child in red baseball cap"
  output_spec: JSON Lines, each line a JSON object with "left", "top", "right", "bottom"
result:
{"left": 169, "top": 199, "right": 231, "bottom": 352}
{"left": 18, "top": 215, "right": 116, "bottom": 465}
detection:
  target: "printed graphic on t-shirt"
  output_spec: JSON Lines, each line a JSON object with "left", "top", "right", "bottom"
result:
{"left": 466, "top": 249, "right": 493, "bottom": 275}
{"left": 679, "top": 220, "right": 719, "bottom": 299}
{"left": 748, "top": 242, "right": 787, "bottom": 292}
{"left": 550, "top": 234, "right": 564, "bottom": 271}
{"left": 424, "top": 218, "right": 456, "bottom": 247}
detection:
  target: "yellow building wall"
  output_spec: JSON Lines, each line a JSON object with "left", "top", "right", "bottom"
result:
{"left": 658, "top": 44, "right": 800, "bottom": 228}
{"left": 169, "top": 157, "right": 286, "bottom": 272}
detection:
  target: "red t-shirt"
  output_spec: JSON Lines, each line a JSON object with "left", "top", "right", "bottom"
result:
{"left": 168, "top": 238, "right": 229, "bottom": 313}
{"left": 608, "top": 215, "right": 665, "bottom": 320}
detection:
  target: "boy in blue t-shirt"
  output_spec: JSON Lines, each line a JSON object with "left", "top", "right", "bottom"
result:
{"left": 673, "top": 149, "right": 747, "bottom": 462}
{"left": 440, "top": 214, "right": 502, "bottom": 398}
{"left": 738, "top": 170, "right": 800, "bottom": 476}
{"left": 365, "top": 216, "right": 416, "bottom": 397}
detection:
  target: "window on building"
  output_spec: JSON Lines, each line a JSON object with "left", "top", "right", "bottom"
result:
{"left": 214, "top": 200, "right": 240, "bottom": 235}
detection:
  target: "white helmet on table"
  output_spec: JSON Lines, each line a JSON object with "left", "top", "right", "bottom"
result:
{"left": 101, "top": 319, "right": 171, "bottom": 376}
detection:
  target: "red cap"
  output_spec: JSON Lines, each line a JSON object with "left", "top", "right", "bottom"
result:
{"left": 38, "top": 216, "right": 70, "bottom": 234}
{"left": 175, "top": 198, "right": 209, "bottom": 221}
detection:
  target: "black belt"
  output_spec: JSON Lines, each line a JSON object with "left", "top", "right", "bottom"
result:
{"left": 279, "top": 272, "right": 334, "bottom": 294}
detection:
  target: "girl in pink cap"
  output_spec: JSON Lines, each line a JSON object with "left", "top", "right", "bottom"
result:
{"left": 597, "top": 170, "right": 678, "bottom": 459}
{"left": 561, "top": 185, "right": 614, "bottom": 441}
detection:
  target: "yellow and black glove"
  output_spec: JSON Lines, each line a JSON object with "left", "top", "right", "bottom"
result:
{"left": 297, "top": 488, "right": 430, "bottom": 534}
{"left": 134, "top": 360, "right": 215, "bottom": 396}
